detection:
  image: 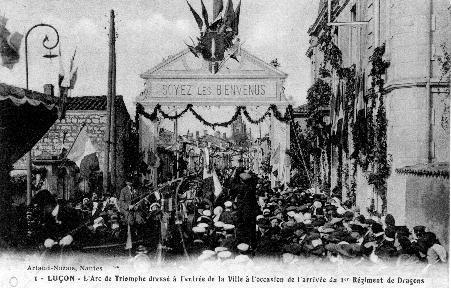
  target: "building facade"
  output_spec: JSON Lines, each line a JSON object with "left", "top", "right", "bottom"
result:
{"left": 306, "top": 0, "right": 450, "bottom": 245}
{"left": 14, "top": 95, "right": 133, "bottom": 200}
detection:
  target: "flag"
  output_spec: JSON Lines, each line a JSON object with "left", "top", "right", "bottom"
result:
{"left": 203, "top": 147, "right": 210, "bottom": 170}
{"left": 58, "top": 47, "right": 65, "bottom": 87}
{"left": 69, "top": 67, "right": 78, "bottom": 89}
{"left": 0, "top": 16, "right": 23, "bottom": 69}
{"left": 200, "top": 0, "right": 209, "bottom": 27}
{"left": 66, "top": 125, "right": 97, "bottom": 167}
{"left": 232, "top": 0, "right": 241, "bottom": 35}
{"left": 69, "top": 48, "right": 77, "bottom": 72}
{"left": 187, "top": 1, "right": 203, "bottom": 31}
{"left": 229, "top": 39, "right": 242, "bottom": 62}
{"left": 213, "top": 0, "right": 223, "bottom": 19}
{"left": 271, "top": 144, "right": 280, "bottom": 165}
{"left": 332, "top": 82, "right": 343, "bottom": 134}
{"left": 357, "top": 70, "right": 366, "bottom": 115}
{"left": 224, "top": 0, "right": 235, "bottom": 28}
{"left": 201, "top": 175, "right": 214, "bottom": 201}
{"left": 336, "top": 82, "right": 345, "bottom": 134}
{"left": 212, "top": 169, "right": 223, "bottom": 198}
{"left": 79, "top": 152, "right": 99, "bottom": 179}
{"left": 62, "top": 49, "right": 78, "bottom": 89}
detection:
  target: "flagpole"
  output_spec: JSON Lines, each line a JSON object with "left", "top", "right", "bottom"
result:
{"left": 65, "top": 122, "right": 87, "bottom": 158}
{"left": 57, "top": 122, "right": 87, "bottom": 169}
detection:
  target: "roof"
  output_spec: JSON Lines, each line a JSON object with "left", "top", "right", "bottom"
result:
{"left": 0, "top": 82, "right": 59, "bottom": 108}
{"left": 140, "top": 48, "right": 288, "bottom": 79}
{"left": 396, "top": 162, "right": 449, "bottom": 178}
{"left": 66, "top": 95, "right": 126, "bottom": 111}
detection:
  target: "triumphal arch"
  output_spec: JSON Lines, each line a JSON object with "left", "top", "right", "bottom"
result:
{"left": 135, "top": 1, "right": 292, "bottom": 187}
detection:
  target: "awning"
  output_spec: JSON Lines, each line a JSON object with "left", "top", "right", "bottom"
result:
{"left": 395, "top": 162, "right": 449, "bottom": 179}
{"left": 0, "top": 82, "right": 60, "bottom": 165}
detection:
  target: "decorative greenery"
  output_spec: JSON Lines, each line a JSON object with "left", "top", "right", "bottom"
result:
{"left": 436, "top": 43, "right": 450, "bottom": 81}
{"left": 318, "top": 25, "right": 342, "bottom": 72}
{"left": 436, "top": 43, "right": 450, "bottom": 131}
{"left": 306, "top": 78, "right": 332, "bottom": 145}
{"left": 270, "top": 58, "right": 281, "bottom": 69}
{"left": 288, "top": 123, "right": 314, "bottom": 191}
{"left": 352, "top": 44, "right": 391, "bottom": 213}
{"left": 136, "top": 103, "right": 293, "bottom": 129}
{"left": 309, "top": 23, "right": 391, "bottom": 211}
{"left": 310, "top": 23, "right": 358, "bottom": 195}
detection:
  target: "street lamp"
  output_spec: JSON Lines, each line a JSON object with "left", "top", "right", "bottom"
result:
{"left": 25, "top": 24, "right": 60, "bottom": 205}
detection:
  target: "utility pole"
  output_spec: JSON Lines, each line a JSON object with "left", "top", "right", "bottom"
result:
{"left": 110, "top": 15, "right": 117, "bottom": 195}
{"left": 103, "top": 10, "right": 115, "bottom": 196}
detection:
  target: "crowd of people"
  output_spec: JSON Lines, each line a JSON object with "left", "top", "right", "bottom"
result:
{"left": 23, "top": 166, "right": 447, "bottom": 273}
{"left": 180, "top": 168, "right": 447, "bottom": 271}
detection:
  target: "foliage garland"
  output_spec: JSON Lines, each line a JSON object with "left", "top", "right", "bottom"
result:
{"left": 353, "top": 44, "right": 391, "bottom": 213}
{"left": 310, "top": 23, "right": 391, "bottom": 210}
{"left": 314, "top": 24, "right": 358, "bottom": 195}
{"left": 136, "top": 103, "right": 293, "bottom": 129}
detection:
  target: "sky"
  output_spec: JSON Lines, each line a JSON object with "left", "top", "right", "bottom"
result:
{"left": 0, "top": 0, "right": 319, "bottom": 123}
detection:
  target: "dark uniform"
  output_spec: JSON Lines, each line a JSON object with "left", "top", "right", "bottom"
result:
{"left": 232, "top": 171, "right": 258, "bottom": 248}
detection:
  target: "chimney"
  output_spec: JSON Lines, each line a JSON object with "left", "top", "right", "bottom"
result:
{"left": 223, "top": 132, "right": 227, "bottom": 139}
{"left": 195, "top": 131, "right": 200, "bottom": 139}
{"left": 43, "top": 84, "right": 54, "bottom": 96}
{"left": 204, "top": 130, "right": 208, "bottom": 136}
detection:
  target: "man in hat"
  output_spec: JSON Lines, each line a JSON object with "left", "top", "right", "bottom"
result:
{"left": 375, "top": 226, "right": 399, "bottom": 261}
{"left": 230, "top": 169, "right": 258, "bottom": 249}
{"left": 255, "top": 218, "right": 280, "bottom": 258}
{"left": 219, "top": 201, "right": 235, "bottom": 224}
{"left": 221, "top": 224, "right": 237, "bottom": 251}
{"left": 31, "top": 190, "right": 86, "bottom": 250}
{"left": 119, "top": 179, "right": 137, "bottom": 225}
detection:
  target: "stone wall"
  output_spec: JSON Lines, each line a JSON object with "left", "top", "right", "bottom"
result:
{"left": 405, "top": 175, "right": 449, "bottom": 250}
{"left": 14, "top": 107, "right": 131, "bottom": 198}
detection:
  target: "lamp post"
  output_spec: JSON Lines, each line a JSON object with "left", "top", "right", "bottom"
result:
{"left": 25, "top": 24, "right": 60, "bottom": 205}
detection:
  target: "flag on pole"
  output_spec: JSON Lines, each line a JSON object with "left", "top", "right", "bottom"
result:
{"left": 337, "top": 82, "right": 345, "bottom": 135}
{"left": 357, "top": 70, "right": 366, "bottom": 115}
{"left": 69, "top": 67, "right": 78, "bottom": 89}
{"left": 69, "top": 48, "right": 77, "bottom": 72}
{"left": 203, "top": 147, "right": 210, "bottom": 171}
{"left": 62, "top": 49, "right": 78, "bottom": 89}
{"left": 66, "top": 125, "right": 97, "bottom": 167}
{"left": 200, "top": 0, "right": 209, "bottom": 27}
{"left": 232, "top": 0, "right": 241, "bottom": 35}
{"left": 0, "top": 15, "right": 23, "bottom": 69}
{"left": 58, "top": 47, "right": 65, "bottom": 87}
{"left": 213, "top": 0, "right": 224, "bottom": 19}
{"left": 187, "top": 1, "right": 203, "bottom": 31}
{"left": 224, "top": 0, "right": 235, "bottom": 28}
{"left": 332, "top": 82, "right": 343, "bottom": 134}
{"left": 212, "top": 169, "right": 223, "bottom": 198}
{"left": 271, "top": 144, "right": 280, "bottom": 165}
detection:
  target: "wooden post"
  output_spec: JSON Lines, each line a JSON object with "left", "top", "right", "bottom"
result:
{"left": 103, "top": 10, "right": 115, "bottom": 196}
{"left": 110, "top": 17, "right": 117, "bottom": 195}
